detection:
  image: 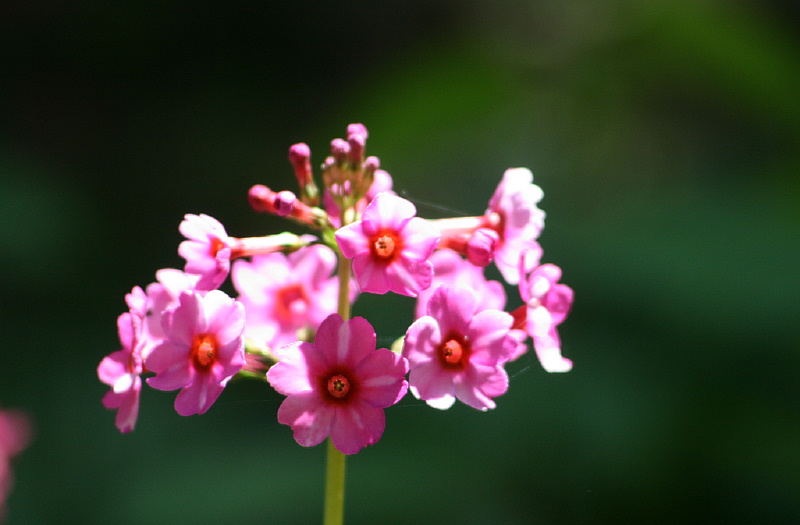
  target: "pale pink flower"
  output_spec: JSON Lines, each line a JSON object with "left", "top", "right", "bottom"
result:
{"left": 145, "top": 290, "right": 245, "bottom": 416}
{"left": 98, "top": 310, "right": 143, "bottom": 433}
{"left": 267, "top": 314, "right": 408, "bottom": 455}
{"left": 0, "top": 407, "right": 31, "bottom": 520}
{"left": 403, "top": 285, "right": 517, "bottom": 411}
{"left": 486, "top": 168, "right": 545, "bottom": 284}
{"left": 415, "top": 249, "right": 506, "bottom": 319}
{"left": 141, "top": 269, "right": 201, "bottom": 357}
{"left": 335, "top": 192, "right": 440, "bottom": 296}
{"left": 178, "top": 213, "right": 232, "bottom": 291}
{"left": 232, "top": 244, "right": 343, "bottom": 350}
{"left": 517, "top": 261, "right": 574, "bottom": 372}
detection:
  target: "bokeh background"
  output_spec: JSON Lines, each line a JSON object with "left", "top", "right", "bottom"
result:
{"left": 2, "top": 1, "right": 799, "bottom": 523}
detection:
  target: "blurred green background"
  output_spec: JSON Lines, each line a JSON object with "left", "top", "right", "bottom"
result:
{"left": 2, "top": 1, "right": 799, "bottom": 523}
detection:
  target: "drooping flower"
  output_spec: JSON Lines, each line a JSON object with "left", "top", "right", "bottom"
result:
{"left": 145, "top": 290, "right": 246, "bottom": 416}
{"left": 267, "top": 314, "right": 408, "bottom": 455}
{"left": 335, "top": 192, "right": 440, "bottom": 296}
{"left": 98, "top": 310, "right": 143, "bottom": 433}
{"left": 178, "top": 213, "right": 232, "bottom": 291}
{"left": 486, "top": 168, "right": 546, "bottom": 284}
{"left": 403, "top": 285, "right": 517, "bottom": 411}
{"left": 232, "top": 244, "right": 344, "bottom": 350}
{"left": 431, "top": 167, "right": 545, "bottom": 285}
{"left": 514, "top": 260, "right": 574, "bottom": 372}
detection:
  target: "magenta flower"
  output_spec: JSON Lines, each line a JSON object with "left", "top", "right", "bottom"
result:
{"left": 178, "top": 213, "right": 232, "bottom": 291}
{"left": 335, "top": 192, "right": 440, "bottom": 296}
{"left": 141, "top": 269, "right": 200, "bottom": 357}
{"left": 0, "top": 407, "right": 31, "bottom": 520}
{"left": 415, "top": 248, "right": 506, "bottom": 320}
{"left": 145, "top": 290, "right": 246, "bottom": 416}
{"left": 518, "top": 262, "right": 574, "bottom": 372}
{"left": 267, "top": 314, "right": 408, "bottom": 455}
{"left": 403, "top": 285, "right": 517, "bottom": 411}
{"left": 486, "top": 168, "right": 546, "bottom": 285}
{"left": 232, "top": 244, "right": 344, "bottom": 349}
{"left": 98, "top": 310, "right": 143, "bottom": 433}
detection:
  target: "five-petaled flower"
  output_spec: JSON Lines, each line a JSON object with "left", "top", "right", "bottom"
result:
{"left": 178, "top": 213, "right": 232, "bottom": 291}
{"left": 403, "top": 285, "right": 518, "bottom": 411}
{"left": 267, "top": 314, "right": 408, "bottom": 455}
{"left": 145, "top": 290, "right": 246, "bottom": 416}
{"left": 335, "top": 192, "right": 440, "bottom": 297}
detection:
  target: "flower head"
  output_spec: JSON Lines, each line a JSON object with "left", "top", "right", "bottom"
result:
{"left": 232, "top": 244, "right": 344, "bottom": 349}
{"left": 178, "top": 213, "right": 232, "bottom": 291}
{"left": 517, "top": 261, "right": 574, "bottom": 372}
{"left": 335, "top": 192, "right": 440, "bottom": 296}
{"left": 267, "top": 314, "right": 408, "bottom": 455}
{"left": 145, "top": 290, "right": 246, "bottom": 416}
{"left": 403, "top": 285, "right": 517, "bottom": 411}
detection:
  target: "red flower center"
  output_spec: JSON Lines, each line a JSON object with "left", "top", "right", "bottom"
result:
{"left": 275, "top": 284, "right": 309, "bottom": 322}
{"left": 191, "top": 334, "right": 219, "bottom": 372}
{"left": 209, "top": 236, "right": 227, "bottom": 257}
{"left": 370, "top": 229, "right": 401, "bottom": 263}
{"left": 438, "top": 331, "right": 470, "bottom": 370}
{"left": 327, "top": 374, "right": 351, "bottom": 398}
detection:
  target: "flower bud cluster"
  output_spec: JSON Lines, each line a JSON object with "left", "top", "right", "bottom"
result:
{"left": 98, "top": 124, "right": 574, "bottom": 455}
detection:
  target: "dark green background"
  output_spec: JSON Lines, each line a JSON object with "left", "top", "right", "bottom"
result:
{"left": 2, "top": 2, "right": 799, "bottom": 523}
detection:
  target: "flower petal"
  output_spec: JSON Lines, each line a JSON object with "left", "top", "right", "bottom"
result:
{"left": 277, "top": 391, "right": 333, "bottom": 448}
{"left": 355, "top": 349, "right": 408, "bottom": 408}
{"left": 330, "top": 400, "right": 386, "bottom": 455}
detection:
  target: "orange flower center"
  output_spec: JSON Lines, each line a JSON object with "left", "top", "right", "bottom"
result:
{"left": 275, "top": 284, "right": 308, "bottom": 322}
{"left": 438, "top": 332, "right": 470, "bottom": 370}
{"left": 327, "top": 374, "right": 351, "bottom": 398}
{"left": 191, "top": 334, "right": 218, "bottom": 371}
{"left": 370, "top": 230, "right": 401, "bottom": 263}
{"left": 209, "top": 237, "right": 227, "bottom": 257}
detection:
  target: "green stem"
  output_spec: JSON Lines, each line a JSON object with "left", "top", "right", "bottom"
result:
{"left": 323, "top": 438, "right": 346, "bottom": 525}
{"left": 324, "top": 221, "right": 353, "bottom": 525}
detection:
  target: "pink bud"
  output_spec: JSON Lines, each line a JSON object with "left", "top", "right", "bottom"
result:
{"left": 288, "top": 143, "right": 312, "bottom": 186}
{"left": 274, "top": 191, "right": 297, "bottom": 217}
{"left": 466, "top": 228, "right": 499, "bottom": 267}
{"left": 248, "top": 184, "right": 277, "bottom": 214}
{"left": 347, "top": 123, "right": 368, "bottom": 141}
{"left": 348, "top": 133, "right": 365, "bottom": 166}
{"left": 330, "top": 138, "right": 350, "bottom": 166}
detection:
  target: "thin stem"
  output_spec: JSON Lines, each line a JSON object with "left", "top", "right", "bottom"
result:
{"left": 323, "top": 438, "right": 346, "bottom": 525}
{"left": 323, "top": 209, "right": 353, "bottom": 525}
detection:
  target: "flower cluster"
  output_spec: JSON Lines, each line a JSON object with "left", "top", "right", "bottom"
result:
{"left": 98, "top": 124, "right": 573, "bottom": 455}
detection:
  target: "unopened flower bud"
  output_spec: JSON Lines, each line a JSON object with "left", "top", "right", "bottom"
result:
{"left": 348, "top": 133, "right": 365, "bottom": 166}
{"left": 330, "top": 138, "right": 350, "bottom": 166}
{"left": 347, "top": 123, "right": 368, "bottom": 141}
{"left": 274, "top": 191, "right": 297, "bottom": 217}
{"left": 248, "top": 184, "right": 278, "bottom": 214}
{"left": 466, "top": 228, "right": 499, "bottom": 267}
{"left": 288, "top": 143, "right": 312, "bottom": 185}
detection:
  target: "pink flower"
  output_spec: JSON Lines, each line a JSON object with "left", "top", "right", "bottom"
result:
{"left": 335, "top": 192, "right": 440, "bottom": 296}
{"left": 415, "top": 249, "right": 506, "bottom": 320}
{"left": 486, "top": 168, "right": 545, "bottom": 284}
{"left": 403, "top": 285, "right": 517, "bottom": 411}
{"left": 145, "top": 290, "right": 246, "bottom": 416}
{"left": 232, "top": 244, "right": 343, "bottom": 350}
{"left": 0, "top": 407, "right": 31, "bottom": 520}
{"left": 267, "top": 314, "right": 408, "bottom": 455}
{"left": 141, "top": 269, "right": 201, "bottom": 357}
{"left": 517, "top": 261, "right": 574, "bottom": 372}
{"left": 98, "top": 310, "right": 143, "bottom": 433}
{"left": 178, "top": 213, "right": 232, "bottom": 291}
